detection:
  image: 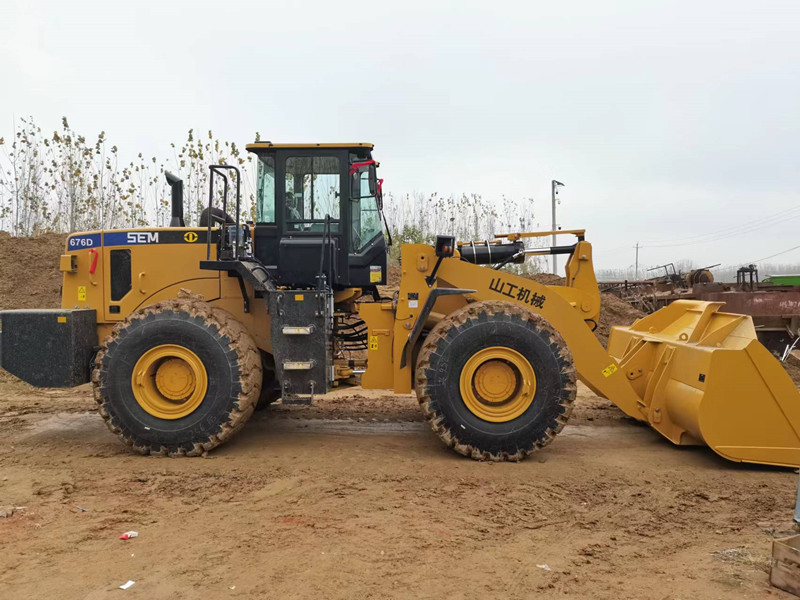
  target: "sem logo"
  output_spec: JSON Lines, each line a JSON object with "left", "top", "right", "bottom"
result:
{"left": 183, "top": 231, "right": 198, "bottom": 243}
{"left": 127, "top": 232, "right": 159, "bottom": 244}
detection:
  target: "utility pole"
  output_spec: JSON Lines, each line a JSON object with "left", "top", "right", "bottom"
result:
{"left": 551, "top": 180, "right": 565, "bottom": 274}
{"left": 634, "top": 242, "right": 640, "bottom": 280}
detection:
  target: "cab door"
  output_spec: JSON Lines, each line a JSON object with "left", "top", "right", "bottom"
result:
{"left": 274, "top": 150, "right": 347, "bottom": 286}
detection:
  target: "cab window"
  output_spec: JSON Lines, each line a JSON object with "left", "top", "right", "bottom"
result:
{"left": 285, "top": 156, "right": 340, "bottom": 231}
{"left": 256, "top": 156, "right": 276, "bottom": 223}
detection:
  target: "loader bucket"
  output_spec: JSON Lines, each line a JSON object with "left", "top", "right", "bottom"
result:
{"left": 607, "top": 300, "right": 800, "bottom": 467}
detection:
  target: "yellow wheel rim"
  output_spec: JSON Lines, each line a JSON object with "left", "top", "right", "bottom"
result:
{"left": 459, "top": 346, "right": 536, "bottom": 422}
{"left": 131, "top": 344, "right": 208, "bottom": 420}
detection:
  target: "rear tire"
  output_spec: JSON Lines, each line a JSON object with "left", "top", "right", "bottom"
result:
{"left": 92, "top": 299, "right": 261, "bottom": 456}
{"left": 415, "top": 301, "right": 576, "bottom": 461}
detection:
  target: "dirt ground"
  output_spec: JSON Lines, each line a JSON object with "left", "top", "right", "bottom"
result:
{"left": 0, "top": 379, "right": 798, "bottom": 600}
{"left": 1, "top": 240, "right": 799, "bottom": 599}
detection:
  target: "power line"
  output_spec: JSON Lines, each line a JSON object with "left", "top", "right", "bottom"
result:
{"left": 642, "top": 210, "right": 800, "bottom": 248}
{"left": 712, "top": 243, "right": 800, "bottom": 272}
{"left": 747, "top": 244, "right": 800, "bottom": 265}
{"left": 600, "top": 205, "right": 800, "bottom": 254}
{"left": 639, "top": 205, "right": 800, "bottom": 245}
{"left": 604, "top": 210, "right": 800, "bottom": 258}
{"left": 592, "top": 207, "right": 800, "bottom": 268}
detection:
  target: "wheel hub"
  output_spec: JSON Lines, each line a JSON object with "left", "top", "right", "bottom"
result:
{"left": 459, "top": 346, "right": 536, "bottom": 422}
{"left": 155, "top": 358, "right": 196, "bottom": 401}
{"left": 132, "top": 344, "right": 208, "bottom": 419}
{"left": 473, "top": 359, "right": 517, "bottom": 402}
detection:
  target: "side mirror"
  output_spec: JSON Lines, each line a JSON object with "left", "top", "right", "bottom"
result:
{"left": 350, "top": 164, "right": 379, "bottom": 200}
{"left": 367, "top": 164, "right": 377, "bottom": 196}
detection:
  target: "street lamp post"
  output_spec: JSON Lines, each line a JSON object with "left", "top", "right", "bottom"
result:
{"left": 551, "top": 180, "right": 565, "bottom": 275}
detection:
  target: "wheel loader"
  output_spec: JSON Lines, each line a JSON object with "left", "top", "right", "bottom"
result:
{"left": 1, "top": 142, "right": 799, "bottom": 466}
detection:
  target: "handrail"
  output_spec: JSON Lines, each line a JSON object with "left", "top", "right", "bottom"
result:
{"left": 317, "top": 215, "right": 332, "bottom": 291}
{"left": 208, "top": 165, "right": 242, "bottom": 260}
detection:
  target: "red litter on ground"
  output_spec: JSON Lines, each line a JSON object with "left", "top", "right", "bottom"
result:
{"left": 120, "top": 531, "right": 138, "bottom": 540}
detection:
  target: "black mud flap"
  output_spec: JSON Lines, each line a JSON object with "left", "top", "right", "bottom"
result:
{"left": 0, "top": 309, "right": 97, "bottom": 387}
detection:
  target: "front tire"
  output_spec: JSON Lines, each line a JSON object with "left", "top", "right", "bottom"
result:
{"left": 415, "top": 301, "right": 576, "bottom": 461}
{"left": 92, "top": 300, "right": 261, "bottom": 456}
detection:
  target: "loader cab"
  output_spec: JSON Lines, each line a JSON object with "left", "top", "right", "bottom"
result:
{"left": 247, "top": 142, "right": 388, "bottom": 290}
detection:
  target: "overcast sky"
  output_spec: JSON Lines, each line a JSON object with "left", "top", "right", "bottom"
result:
{"left": 1, "top": 0, "right": 798, "bottom": 272}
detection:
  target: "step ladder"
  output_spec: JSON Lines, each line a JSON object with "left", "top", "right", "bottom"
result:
{"left": 268, "top": 289, "right": 333, "bottom": 404}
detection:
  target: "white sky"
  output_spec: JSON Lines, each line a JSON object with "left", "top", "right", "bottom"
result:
{"left": 1, "top": 0, "right": 798, "bottom": 272}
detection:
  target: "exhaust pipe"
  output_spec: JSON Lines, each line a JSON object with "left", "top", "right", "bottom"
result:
{"left": 164, "top": 171, "right": 185, "bottom": 227}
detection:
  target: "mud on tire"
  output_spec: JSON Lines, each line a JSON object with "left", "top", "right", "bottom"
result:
{"left": 92, "top": 299, "right": 261, "bottom": 456}
{"left": 415, "top": 300, "right": 577, "bottom": 461}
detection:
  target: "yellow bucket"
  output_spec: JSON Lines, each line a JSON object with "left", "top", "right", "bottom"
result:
{"left": 607, "top": 300, "right": 800, "bottom": 467}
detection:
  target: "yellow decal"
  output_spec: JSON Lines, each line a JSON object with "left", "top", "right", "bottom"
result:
{"left": 77, "top": 286, "right": 87, "bottom": 301}
{"left": 57, "top": 316, "right": 67, "bottom": 323}
{"left": 602, "top": 364, "right": 618, "bottom": 378}
{"left": 184, "top": 231, "right": 198, "bottom": 243}
{"left": 294, "top": 294, "right": 304, "bottom": 301}
{"left": 369, "top": 266, "right": 382, "bottom": 283}
{"left": 368, "top": 335, "right": 379, "bottom": 351}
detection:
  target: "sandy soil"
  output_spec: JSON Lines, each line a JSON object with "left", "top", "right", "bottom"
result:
{"left": 0, "top": 379, "right": 798, "bottom": 600}
{"left": 0, "top": 232, "right": 65, "bottom": 309}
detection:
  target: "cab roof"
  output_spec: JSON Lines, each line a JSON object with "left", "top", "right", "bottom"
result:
{"left": 245, "top": 142, "right": 374, "bottom": 151}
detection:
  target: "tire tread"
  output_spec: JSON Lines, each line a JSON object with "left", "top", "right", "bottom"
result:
{"left": 415, "top": 300, "right": 577, "bottom": 461}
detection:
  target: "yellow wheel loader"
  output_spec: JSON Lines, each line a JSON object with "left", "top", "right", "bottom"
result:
{"left": 2, "top": 142, "right": 799, "bottom": 466}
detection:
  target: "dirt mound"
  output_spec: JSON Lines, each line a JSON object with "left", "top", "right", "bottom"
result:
{"left": 387, "top": 265, "right": 401, "bottom": 288}
{"left": 526, "top": 272, "right": 565, "bottom": 286}
{"left": 0, "top": 233, "right": 66, "bottom": 310}
{"left": 596, "top": 292, "right": 645, "bottom": 346}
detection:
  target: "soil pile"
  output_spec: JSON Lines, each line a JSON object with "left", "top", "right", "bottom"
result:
{"left": 595, "top": 292, "right": 645, "bottom": 346}
{"left": 526, "top": 273, "right": 565, "bottom": 286}
{"left": 386, "top": 265, "right": 401, "bottom": 288}
{"left": 0, "top": 233, "right": 66, "bottom": 310}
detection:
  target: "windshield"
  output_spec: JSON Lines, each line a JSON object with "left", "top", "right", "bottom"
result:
{"left": 285, "top": 156, "right": 341, "bottom": 232}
